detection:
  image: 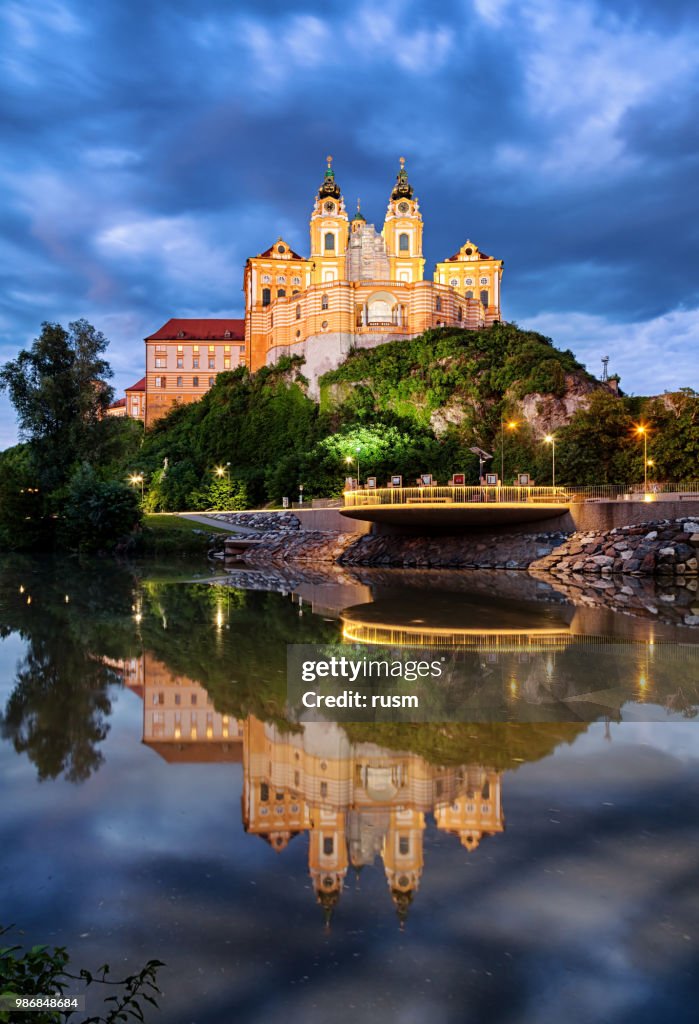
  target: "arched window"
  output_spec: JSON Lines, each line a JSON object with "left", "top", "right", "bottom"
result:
{"left": 435, "top": 296, "right": 442, "bottom": 312}
{"left": 323, "top": 836, "right": 334, "bottom": 855}
{"left": 295, "top": 304, "right": 301, "bottom": 320}
{"left": 458, "top": 307, "right": 463, "bottom": 321}
{"left": 480, "top": 290, "right": 489, "bottom": 307}
{"left": 399, "top": 232, "right": 409, "bottom": 252}
{"left": 277, "top": 288, "right": 286, "bottom": 298}
{"left": 262, "top": 287, "right": 271, "bottom": 306}
{"left": 465, "top": 290, "right": 473, "bottom": 299}
{"left": 321, "top": 293, "right": 329, "bottom": 310}
{"left": 324, "top": 232, "right": 335, "bottom": 251}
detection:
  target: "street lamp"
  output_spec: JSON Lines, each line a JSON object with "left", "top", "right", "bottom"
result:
{"left": 500, "top": 419, "right": 518, "bottom": 484}
{"left": 129, "top": 473, "right": 144, "bottom": 501}
{"left": 344, "top": 448, "right": 361, "bottom": 487}
{"left": 635, "top": 425, "right": 649, "bottom": 492}
{"left": 214, "top": 462, "right": 231, "bottom": 507}
{"left": 544, "top": 434, "right": 556, "bottom": 487}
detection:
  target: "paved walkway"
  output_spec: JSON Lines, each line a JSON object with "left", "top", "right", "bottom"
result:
{"left": 177, "top": 512, "right": 266, "bottom": 535}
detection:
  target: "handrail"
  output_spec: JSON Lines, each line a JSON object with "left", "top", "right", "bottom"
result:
{"left": 342, "top": 481, "right": 699, "bottom": 507}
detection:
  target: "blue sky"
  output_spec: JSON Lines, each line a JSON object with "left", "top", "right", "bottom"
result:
{"left": 1, "top": 0, "right": 698, "bottom": 447}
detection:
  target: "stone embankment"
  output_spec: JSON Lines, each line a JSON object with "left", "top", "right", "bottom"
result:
{"left": 339, "top": 530, "right": 567, "bottom": 569}
{"left": 531, "top": 518, "right": 699, "bottom": 578}
{"left": 208, "top": 511, "right": 301, "bottom": 531}
{"left": 241, "top": 529, "right": 358, "bottom": 564}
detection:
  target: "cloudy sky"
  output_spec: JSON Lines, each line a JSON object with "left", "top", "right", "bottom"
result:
{"left": 1, "top": 0, "right": 698, "bottom": 447}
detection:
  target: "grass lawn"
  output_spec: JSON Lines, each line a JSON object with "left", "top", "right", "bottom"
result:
{"left": 138, "top": 514, "right": 230, "bottom": 556}
{"left": 144, "top": 514, "right": 231, "bottom": 535}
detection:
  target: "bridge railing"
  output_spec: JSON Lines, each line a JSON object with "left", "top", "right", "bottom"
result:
{"left": 342, "top": 481, "right": 699, "bottom": 507}
{"left": 343, "top": 485, "right": 571, "bottom": 507}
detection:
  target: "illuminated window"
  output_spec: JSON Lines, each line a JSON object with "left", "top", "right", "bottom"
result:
{"left": 192, "top": 345, "right": 199, "bottom": 353}
{"left": 177, "top": 344, "right": 183, "bottom": 353}
{"left": 224, "top": 358, "right": 231, "bottom": 369}
{"left": 224, "top": 344, "right": 230, "bottom": 353}
{"left": 208, "top": 345, "right": 215, "bottom": 353}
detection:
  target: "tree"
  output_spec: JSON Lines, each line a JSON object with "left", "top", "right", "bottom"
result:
{"left": 0, "top": 319, "right": 113, "bottom": 492}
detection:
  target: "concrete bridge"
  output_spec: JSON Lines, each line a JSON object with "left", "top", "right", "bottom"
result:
{"left": 339, "top": 483, "right": 699, "bottom": 534}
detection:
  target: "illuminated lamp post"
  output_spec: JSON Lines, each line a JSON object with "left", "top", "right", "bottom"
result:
{"left": 544, "top": 434, "right": 556, "bottom": 488}
{"left": 500, "top": 419, "right": 518, "bottom": 484}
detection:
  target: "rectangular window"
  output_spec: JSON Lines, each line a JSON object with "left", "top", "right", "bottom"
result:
{"left": 192, "top": 345, "right": 199, "bottom": 353}
{"left": 399, "top": 836, "right": 410, "bottom": 855}
{"left": 320, "top": 781, "right": 328, "bottom": 798}
{"left": 224, "top": 358, "right": 231, "bottom": 369}
{"left": 260, "top": 782, "right": 269, "bottom": 802}
{"left": 155, "top": 357, "right": 166, "bottom": 368}
{"left": 193, "top": 357, "right": 199, "bottom": 368}
{"left": 208, "top": 357, "right": 215, "bottom": 369}
{"left": 191, "top": 694, "right": 197, "bottom": 705}
{"left": 177, "top": 344, "right": 183, "bottom": 353}
{"left": 177, "top": 357, "right": 183, "bottom": 368}
{"left": 154, "top": 376, "right": 162, "bottom": 388}
{"left": 224, "top": 345, "right": 230, "bottom": 353}
{"left": 208, "top": 345, "right": 215, "bottom": 353}
{"left": 131, "top": 402, "right": 139, "bottom": 414}
{"left": 239, "top": 345, "right": 245, "bottom": 352}
{"left": 174, "top": 693, "right": 181, "bottom": 706}
{"left": 208, "top": 377, "right": 215, "bottom": 387}
{"left": 176, "top": 376, "right": 183, "bottom": 387}
{"left": 323, "top": 836, "right": 334, "bottom": 855}
{"left": 193, "top": 376, "right": 199, "bottom": 387}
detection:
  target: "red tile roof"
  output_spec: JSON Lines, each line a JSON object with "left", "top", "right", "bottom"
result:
{"left": 145, "top": 318, "right": 246, "bottom": 342}
{"left": 108, "top": 397, "right": 126, "bottom": 409}
{"left": 126, "top": 376, "right": 146, "bottom": 392}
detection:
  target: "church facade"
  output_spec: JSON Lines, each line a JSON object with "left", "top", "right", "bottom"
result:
{"left": 244, "top": 157, "right": 504, "bottom": 384}
{"left": 110, "top": 158, "right": 504, "bottom": 423}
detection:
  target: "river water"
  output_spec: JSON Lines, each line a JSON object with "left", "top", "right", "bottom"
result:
{"left": 1, "top": 556, "right": 698, "bottom": 1024}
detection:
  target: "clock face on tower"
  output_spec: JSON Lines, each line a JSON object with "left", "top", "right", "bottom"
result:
{"left": 324, "top": 201, "right": 335, "bottom": 213}
{"left": 397, "top": 201, "right": 410, "bottom": 214}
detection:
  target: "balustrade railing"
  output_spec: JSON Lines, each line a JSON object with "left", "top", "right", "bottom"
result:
{"left": 342, "top": 481, "right": 699, "bottom": 507}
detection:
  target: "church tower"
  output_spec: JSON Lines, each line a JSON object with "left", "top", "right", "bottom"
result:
{"left": 310, "top": 156, "right": 349, "bottom": 286}
{"left": 382, "top": 158, "right": 425, "bottom": 284}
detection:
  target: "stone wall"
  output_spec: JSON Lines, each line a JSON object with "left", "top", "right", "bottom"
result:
{"left": 531, "top": 518, "right": 699, "bottom": 578}
{"left": 339, "top": 529, "right": 567, "bottom": 569}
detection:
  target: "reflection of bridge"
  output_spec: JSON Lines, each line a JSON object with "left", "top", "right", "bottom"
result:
{"left": 342, "top": 615, "right": 571, "bottom": 651}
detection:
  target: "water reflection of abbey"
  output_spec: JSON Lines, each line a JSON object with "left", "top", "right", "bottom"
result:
{"left": 114, "top": 653, "right": 503, "bottom": 923}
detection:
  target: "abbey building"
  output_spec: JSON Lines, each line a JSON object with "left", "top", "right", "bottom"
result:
{"left": 244, "top": 157, "right": 503, "bottom": 384}
{"left": 108, "top": 158, "right": 503, "bottom": 424}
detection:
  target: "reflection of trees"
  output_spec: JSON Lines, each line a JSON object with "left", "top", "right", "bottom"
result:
{"left": 139, "top": 582, "right": 339, "bottom": 723}
{"left": 2, "top": 641, "right": 115, "bottom": 782}
{"left": 0, "top": 555, "right": 140, "bottom": 782}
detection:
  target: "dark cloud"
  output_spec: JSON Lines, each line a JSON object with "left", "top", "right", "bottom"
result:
{"left": 1, "top": 0, "right": 698, "bottom": 444}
